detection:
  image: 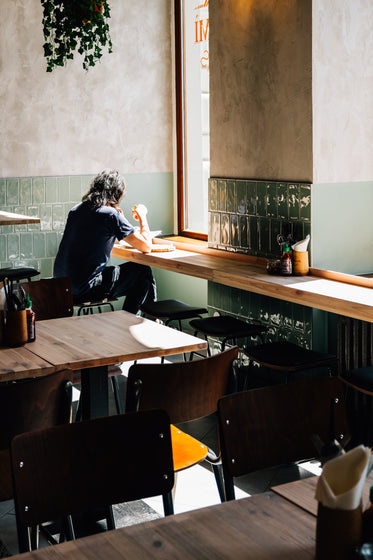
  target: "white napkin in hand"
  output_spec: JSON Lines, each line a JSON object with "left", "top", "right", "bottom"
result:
{"left": 315, "top": 445, "right": 371, "bottom": 510}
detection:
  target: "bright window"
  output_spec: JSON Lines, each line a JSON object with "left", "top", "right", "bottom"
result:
{"left": 175, "top": 0, "right": 209, "bottom": 239}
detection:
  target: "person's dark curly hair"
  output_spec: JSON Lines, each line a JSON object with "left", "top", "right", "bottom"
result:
{"left": 82, "top": 169, "right": 126, "bottom": 208}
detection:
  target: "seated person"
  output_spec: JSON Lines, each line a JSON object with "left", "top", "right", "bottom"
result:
{"left": 53, "top": 169, "right": 156, "bottom": 314}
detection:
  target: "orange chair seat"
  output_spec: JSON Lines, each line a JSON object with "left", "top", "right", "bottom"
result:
{"left": 171, "top": 425, "right": 207, "bottom": 472}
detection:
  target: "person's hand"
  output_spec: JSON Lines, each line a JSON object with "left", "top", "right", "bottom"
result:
{"left": 132, "top": 204, "right": 148, "bottom": 221}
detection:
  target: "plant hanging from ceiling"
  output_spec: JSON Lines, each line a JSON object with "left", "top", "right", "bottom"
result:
{"left": 41, "top": 0, "right": 113, "bottom": 72}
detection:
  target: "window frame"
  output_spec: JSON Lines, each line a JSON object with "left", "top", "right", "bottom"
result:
{"left": 174, "top": 0, "right": 208, "bottom": 242}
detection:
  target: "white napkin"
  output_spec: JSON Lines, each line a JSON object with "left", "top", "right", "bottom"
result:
{"left": 315, "top": 445, "right": 371, "bottom": 510}
{"left": 291, "top": 234, "right": 310, "bottom": 252}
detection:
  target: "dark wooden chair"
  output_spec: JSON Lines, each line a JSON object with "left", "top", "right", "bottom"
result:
{"left": 125, "top": 346, "right": 239, "bottom": 502}
{"left": 0, "top": 368, "right": 73, "bottom": 503}
{"left": 21, "top": 277, "right": 123, "bottom": 416}
{"left": 11, "top": 410, "right": 174, "bottom": 553}
{"left": 218, "top": 376, "right": 350, "bottom": 501}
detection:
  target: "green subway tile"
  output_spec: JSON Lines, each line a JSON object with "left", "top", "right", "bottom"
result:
{"left": 270, "top": 219, "right": 281, "bottom": 255}
{"left": 239, "top": 215, "right": 248, "bottom": 248}
{"left": 25, "top": 206, "right": 41, "bottom": 232}
{"left": 221, "top": 214, "right": 229, "bottom": 244}
{"left": 288, "top": 184, "right": 299, "bottom": 220}
{"left": 46, "top": 232, "right": 58, "bottom": 257}
{"left": 209, "top": 212, "right": 220, "bottom": 245}
{"left": 277, "top": 183, "right": 288, "bottom": 219}
{"left": 236, "top": 180, "right": 247, "bottom": 214}
{"left": 45, "top": 177, "right": 58, "bottom": 203}
{"left": 246, "top": 181, "right": 257, "bottom": 215}
{"left": 230, "top": 287, "right": 242, "bottom": 316}
{"left": 20, "top": 233, "right": 33, "bottom": 259}
{"left": 14, "top": 206, "right": 27, "bottom": 232}
{"left": 7, "top": 178, "right": 19, "bottom": 205}
{"left": 0, "top": 235, "right": 6, "bottom": 261}
{"left": 70, "top": 176, "right": 82, "bottom": 202}
{"left": 40, "top": 205, "right": 52, "bottom": 231}
{"left": 32, "top": 177, "right": 45, "bottom": 204}
{"left": 226, "top": 180, "right": 236, "bottom": 212}
{"left": 230, "top": 214, "right": 239, "bottom": 246}
{"left": 256, "top": 182, "right": 266, "bottom": 217}
{"left": 266, "top": 183, "right": 277, "bottom": 218}
{"left": 209, "top": 179, "right": 218, "bottom": 211}
{"left": 292, "top": 221, "right": 304, "bottom": 244}
{"left": 19, "top": 177, "right": 32, "bottom": 205}
{"left": 249, "top": 217, "right": 259, "bottom": 253}
{"left": 0, "top": 179, "right": 6, "bottom": 205}
{"left": 39, "top": 258, "right": 54, "bottom": 278}
{"left": 7, "top": 234, "right": 20, "bottom": 260}
{"left": 300, "top": 184, "right": 311, "bottom": 221}
{"left": 259, "top": 218, "right": 270, "bottom": 255}
{"left": 218, "top": 180, "right": 226, "bottom": 212}
{"left": 33, "top": 232, "right": 46, "bottom": 258}
{"left": 58, "top": 177, "right": 70, "bottom": 202}
{"left": 52, "top": 204, "right": 66, "bottom": 230}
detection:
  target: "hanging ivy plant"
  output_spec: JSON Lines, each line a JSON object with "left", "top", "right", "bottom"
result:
{"left": 41, "top": 0, "right": 113, "bottom": 72}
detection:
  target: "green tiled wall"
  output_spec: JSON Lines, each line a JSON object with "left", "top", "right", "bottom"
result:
{"left": 207, "top": 177, "right": 313, "bottom": 349}
{"left": 0, "top": 175, "right": 93, "bottom": 278}
{"left": 208, "top": 178, "right": 311, "bottom": 258}
{"left": 207, "top": 281, "right": 313, "bottom": 352}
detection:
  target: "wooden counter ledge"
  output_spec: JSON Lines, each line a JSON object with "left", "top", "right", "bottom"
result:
{"left": 111, "top": 237, "right": 373, "bottom": 323}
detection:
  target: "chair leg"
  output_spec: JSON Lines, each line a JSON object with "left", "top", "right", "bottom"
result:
{"left": 111, "top": 376, "right": 123, "bottom": 414}
{"left": 106, "top": 506, "right": 116, "bottom": 531}
{"left": 162, "top": 491, "right": 174, "bottom": 516}
{"left": 212, "top": 463, "right": 226, "bottom": 502}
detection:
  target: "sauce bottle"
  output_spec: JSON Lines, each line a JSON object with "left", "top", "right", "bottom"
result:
{"left": 281, "top": 243, "right": 293, "bottom": 275}
{"left": 26, "top": 294, "right": 36, "bottom": 342}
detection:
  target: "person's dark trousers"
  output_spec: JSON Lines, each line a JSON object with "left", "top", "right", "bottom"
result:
{"left": 75, "top": 263, "right": 157, "bottom": 315}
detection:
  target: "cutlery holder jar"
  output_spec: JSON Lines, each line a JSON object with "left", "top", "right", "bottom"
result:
{"left": 5, "top": 309, "right": 28, "bottom": 347}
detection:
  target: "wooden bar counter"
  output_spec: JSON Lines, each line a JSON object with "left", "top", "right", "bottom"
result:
{"left": 112, "top": 238, "right": 373, "bottom": 323}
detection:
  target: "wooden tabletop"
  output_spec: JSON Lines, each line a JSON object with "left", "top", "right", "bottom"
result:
{"left": 112, "top": 241, "right": 373, "bottom": 323}
{"left": 0, "top": 210, "right": 40, "bottom": 225}
{"left": 9, "top": 492, "right": 316, "bottom": 559}
{"left": 26, "top": 310, "right": 207, "bottom": 371}
{"left": 0, "top": 345, "right": 57, "bottom": 382}
{"left": 271, "top": 470, "right": 373, "bottom": 517}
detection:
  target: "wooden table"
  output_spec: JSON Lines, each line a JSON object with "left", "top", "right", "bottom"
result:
{"left": 112, "top": 240, "right": 373, "bottom": 323}
{"left": 8, "top": 492, "right": 317, "bottom": 559}
{"left": 0, "top": 210, "right": 40, "bottom": 225}
{"left": 0, "top": 311, "right": 207, "bottom": 419}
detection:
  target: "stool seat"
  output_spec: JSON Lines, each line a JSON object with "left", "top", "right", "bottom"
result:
{"left": 244, "top": 341, "right": 338, "bottom": 372}
{"left": 190, "top": 315, "right": 267, "bottom": 338}
{"left": 190, "top": 315, "right": 267, "bottom": 356}
{"left": 0, "top": 267, "right": 39, "bottom": 284}
{"left": 140, "top": 299, "right": 208, "bottom": 323}
{"left": 341, "top": 366, "right": 373, "bottom": 394}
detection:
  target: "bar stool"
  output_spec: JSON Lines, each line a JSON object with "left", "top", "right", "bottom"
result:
{"left": 74, "top": 297, "right": 118, "bottom": 315}
{"left": 0, "top": 267, "right": 39, "bottom": 288}
{"left": 139, "top": 299, "right": 208, "bottom": 361}
{"left": 243, "top": 340, "right": 338, "bottom": 387}
{"left": 189, "top": 314, "right": 268, "bottom": 358}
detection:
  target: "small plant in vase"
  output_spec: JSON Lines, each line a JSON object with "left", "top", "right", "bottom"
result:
{"left": 41, "top": 0, "right": 113, "bottom": 72}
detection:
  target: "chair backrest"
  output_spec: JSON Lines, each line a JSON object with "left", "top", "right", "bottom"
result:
{"left": 218, "top": 376, "right": 349, "bottom": 500}
{"left": 126, "top": 346, "right": 239, "bottom": 424}
{"left": 0, "top": 369, "right": 73, "bottom": 501}
{"left": 11, "top": 410, "right": 174, "bottom": 552}
{"left": 21, "top": 277, "right": 74, "bottom": 320}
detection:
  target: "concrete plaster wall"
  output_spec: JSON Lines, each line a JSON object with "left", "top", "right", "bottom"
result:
{"left": 312, "top": 0, "right": 373, "bottom": 183}
{"left": 209, "top": 0, "right": 313, "bottom": 182}
{"left": 0, "top": 0, "right": 173, "bottom": 178}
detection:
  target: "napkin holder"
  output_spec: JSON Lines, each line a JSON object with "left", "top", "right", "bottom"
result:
{"left": 316, "top": 502, "right": 362, "bottom": 560}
